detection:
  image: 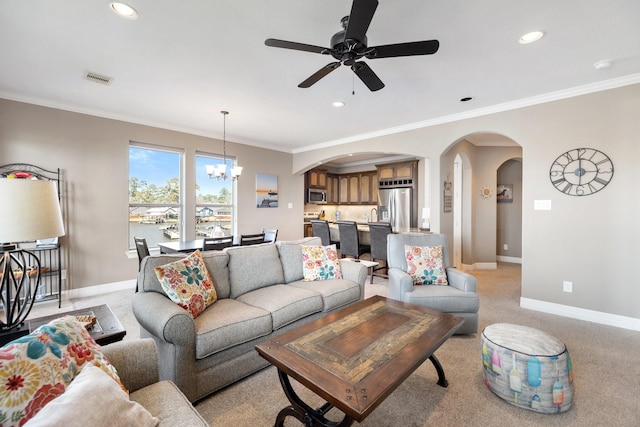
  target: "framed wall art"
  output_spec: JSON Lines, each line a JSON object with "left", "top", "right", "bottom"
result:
{"left": 497, "top": 184, "right": 513, "bottom": 203}
{"left": 256, "top": 173, "right": 278, "bottom": 208}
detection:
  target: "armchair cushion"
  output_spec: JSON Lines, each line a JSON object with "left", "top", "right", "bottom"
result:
{"left": 0, "top": 317, "right": 124, "bottom": 426}
{"left": 405, "top": 245, "right": 448, "bottom": 285}
{"left": 24, "top": 365, "right": 159, "bottom": 427}
{"left": 154, "top": 250, "right": 217, "bottom": 318}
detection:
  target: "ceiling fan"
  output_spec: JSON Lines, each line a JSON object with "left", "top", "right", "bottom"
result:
{"left": 265, "top": 0, "right": 439, "bottom": 92}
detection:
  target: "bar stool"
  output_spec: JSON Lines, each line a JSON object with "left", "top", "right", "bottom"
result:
{"left": 336, "top": 221, "right": 370, "bottom": 259}
{"left": 310, "top": 220, "right": 339, "bottom": 248}
{"left": 368, "top": 222, "right": 392, "bottom": 283}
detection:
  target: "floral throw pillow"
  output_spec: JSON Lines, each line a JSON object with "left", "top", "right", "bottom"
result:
{"left": 405, "top": 245, "right": 449, "bottom": 286}
{"left": 0, "top": 316, "right": 124, "bottom": 427}
{"left": 301, "top": 245, "right": 343, "bottom": 281}
{"left": 155, "top": 249, "right": 217, "bottom": 318}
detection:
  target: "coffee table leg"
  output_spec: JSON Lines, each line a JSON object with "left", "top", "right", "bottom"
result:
{"left": 429, "top": 354, "right": 449, "bottom": 387}
{"left": 275, "top": 369, "right": 354, "bottom": 427}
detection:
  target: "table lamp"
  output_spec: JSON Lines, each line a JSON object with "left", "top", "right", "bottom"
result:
{"left": 0, "top": 179, "right": 65, "bottom": 341}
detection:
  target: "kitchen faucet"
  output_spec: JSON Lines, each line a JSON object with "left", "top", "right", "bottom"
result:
{"left": 370, "top": 207, "right": 378, "bottom": 222}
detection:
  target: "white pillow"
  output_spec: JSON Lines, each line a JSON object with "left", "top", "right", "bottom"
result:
{"left": 25, "top": 365, "right": 159, "bottom": 427}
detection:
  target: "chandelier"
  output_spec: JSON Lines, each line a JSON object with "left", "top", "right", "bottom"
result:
{"left": 206, "top": 111, "right": 242, "bottom": 181}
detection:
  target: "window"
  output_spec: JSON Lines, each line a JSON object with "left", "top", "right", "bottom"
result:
{"left": 129, "top": 144, "right": 182, "bottom": 248}
{"left": 195, "top": 154, "right": 235, "bottom": 238}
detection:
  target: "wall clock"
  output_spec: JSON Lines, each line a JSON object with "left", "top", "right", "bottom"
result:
{"left": 549, "top": 148, "right": 613, "bottom": 196}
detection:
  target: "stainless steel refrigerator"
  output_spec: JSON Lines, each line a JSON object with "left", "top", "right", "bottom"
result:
{"left": 378, "top": 187, "right": 413, "bottom": 230}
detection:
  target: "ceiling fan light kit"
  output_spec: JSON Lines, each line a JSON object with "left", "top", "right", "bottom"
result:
{"left": 265, "top": 0, "right": 439, "bottom": 92}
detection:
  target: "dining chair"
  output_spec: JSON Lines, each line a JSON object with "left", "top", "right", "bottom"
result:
{"left": 261, "top": 228, "right": 278, "bottom": 243}
{"left": 310, "top": 220, "right": 339, "bottom": 248}
{"left": 203, "top": 235, "right": 234, "bottom": 251}
{"left": 336, "top": 221, "right": 370, "bottom": 259}
{"left": 133, "top": 236, "right": 150, "bottom": 292}
{"left": 240, "top": 233, "right": 266, "bottom": 246}
{"left": 367, "top": 222, "right": 393, "bottom": 283}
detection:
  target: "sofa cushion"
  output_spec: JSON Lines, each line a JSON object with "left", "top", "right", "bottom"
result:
{"left": 289, "top": 279, "right": 361, "bottom": 312}
{"left": 405, "top": 245, "right": 448, "bottom": 285}
{"left": 194, "top": 299, "right": 272, "bottom": 359}
{"left": 301, "top": 244, "right": 343, "bottom": 281}
{"left": 0, "top": 316, "right": 124, "bottom": 426}
{"left": 404, "top": 285, "right": 480, "bottom": 313}
{"left": 24, "top": 365, "right": 159, "bottom": 427}
{"left": 237, "top": 284, "right": 323, "bottom": 329}
{"left": 130, "top": 381, "right": 208, "bottom": 427}
{"left": 199, "top": 250, "right": 231, "bottom": 299}
{"left": 226, "top": 244, "right": 285, "bottom": 298}
{"left": 155, "top": 250, "right": 218, "bottom": 318}
{"left": 276, "top": 237, "right": 322, "bottom": 283}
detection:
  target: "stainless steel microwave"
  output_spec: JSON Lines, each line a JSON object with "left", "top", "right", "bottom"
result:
{"left": 306, "top": 188, "right": 327, "bottom": 204}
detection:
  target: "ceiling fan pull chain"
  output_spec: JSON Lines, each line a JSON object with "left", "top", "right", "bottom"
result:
{"left": 352, "top": 72, "right": 355, "bottom": 95}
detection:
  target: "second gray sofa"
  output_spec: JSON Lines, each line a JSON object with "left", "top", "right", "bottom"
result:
{"left": 133, "top": 237, "right": 367, "bottom": 402}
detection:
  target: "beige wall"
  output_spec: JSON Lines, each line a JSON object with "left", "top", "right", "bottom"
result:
{"left": 293, "top": 83, "right": 640, "bottom": 327}
{"left": 0, "top": 99, "right": 303, "bottom": 290}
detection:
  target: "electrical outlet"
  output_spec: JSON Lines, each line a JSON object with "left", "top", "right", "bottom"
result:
{"left": 503, "top": 244, "right": 508, "bottom": 251}
{"left": 61, "top": 269, "right": 67, "bottom": 280}
{"left": 563, "top": 281, "right": 572, "bottom": 293}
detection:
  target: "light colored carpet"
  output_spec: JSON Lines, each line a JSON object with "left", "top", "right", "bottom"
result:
{"left": 29, "top": 264, "right": 640, "bottom": 426}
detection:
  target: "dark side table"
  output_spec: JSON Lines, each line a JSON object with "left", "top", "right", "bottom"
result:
{"left": 26, "top": 304, "right": 126, "bottom": 346}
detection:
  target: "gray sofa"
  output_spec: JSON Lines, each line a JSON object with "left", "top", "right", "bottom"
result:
{"left": 102, "top": 339, "right": 208, "bottom": 426}
{"left": 133, "top": 237, "right": 368, "bottom": 402}
{"left": 387, "top": 233, "right": 479, "bottom": 334}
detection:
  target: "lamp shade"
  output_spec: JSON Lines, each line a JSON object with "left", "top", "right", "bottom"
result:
{"left": 0, "top": 179, "right": 65, "bottom": 243}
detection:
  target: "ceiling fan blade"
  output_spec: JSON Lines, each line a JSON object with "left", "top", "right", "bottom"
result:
{"left": 351, "top": 61, "right": 384, "bottom": 91}
{"left": 344, "top": 0, "right": 378, "bottom": 42}
{"left": 265, "top": 38, "right": 328, "bottom": 54}
{"left": 367, "top": 40, "right": 440, "bottom": 59}
{"left": 298, "top": 62, "right": 341, "bottom": 88}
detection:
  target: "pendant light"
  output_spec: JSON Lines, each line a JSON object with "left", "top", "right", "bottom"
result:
{"left": 206, "top": 111, "right": 242, "bottom": 180}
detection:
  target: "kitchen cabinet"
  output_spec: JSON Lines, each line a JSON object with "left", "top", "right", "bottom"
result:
{"left": 348, "top": 175, "right": 359, "bottom": 203}
{"left": 306, "top": 169, "right": 378, "bottom": 206}
{"left": 377, "top": 161, "right": 416, "bottom": 181}
{"left": 307, "top": 169, "right": 327, "bottom": 189}
{"left": 339, "top": 176, "right": 349, "bottom": 204}
{"left": 327, "top": 174, "right": 339, "bottom": 204}
{"left": 304, "top": 223, "right": 313, "bottom": 237}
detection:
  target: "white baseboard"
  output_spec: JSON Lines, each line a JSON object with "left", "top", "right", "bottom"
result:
{"left": 461, "top": 262, "right": 497, "bottom": 271}
{"left": 520, "top": 297, "right": 640, "bottom": 332}
{"left": 63, "top": 279, "right": 136, "bottom": 300}
{"left": 497, "top": 255, "right": 522, "bottom": 264}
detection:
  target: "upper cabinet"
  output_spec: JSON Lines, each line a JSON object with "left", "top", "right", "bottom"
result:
{"left": 327, "top": 174, "right": 339, "bottom": 204}
{"left": 307, "top": 169, "right": 327, "bottom": 189}
{"left": 307, "top": 168, "right": 378, "bottom": 205}
{"left": 377, "top": 161, "right": 415, "bottom": 181}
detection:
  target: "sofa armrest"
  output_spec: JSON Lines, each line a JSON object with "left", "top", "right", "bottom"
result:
{"left": 339, "top": 259, "right": 368, "bottom": 285}
{"left": 132, "top": 292, "right": 195, "bottom": 346}
{"left": 446, "top": 267, "right": 477, "bottom": 293}
{"left": 102, "top": 339, "right": 159, "bottom": 393}
{"left": 388, "top": 267, "right": 414, "bottom": 300}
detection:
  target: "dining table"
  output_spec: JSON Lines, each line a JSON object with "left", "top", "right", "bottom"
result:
{"left": 157, "top": 239, "right": 204, "bottom": 254}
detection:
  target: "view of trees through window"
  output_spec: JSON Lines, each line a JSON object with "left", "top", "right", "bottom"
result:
{"left": 128, "top": 144, "right": 236, "bottom": 249}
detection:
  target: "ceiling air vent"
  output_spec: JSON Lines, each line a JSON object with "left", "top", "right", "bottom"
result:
{"left": 84, "top": 71, "right": 113, "bottom": 86}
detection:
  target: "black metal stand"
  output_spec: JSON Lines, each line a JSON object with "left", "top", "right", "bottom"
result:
{"left": 275, "top": 369, "right": 354, "bottom": 427}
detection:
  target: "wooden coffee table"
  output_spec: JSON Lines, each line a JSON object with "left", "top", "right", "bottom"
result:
{"left": 255, "top": 295, "right": 463, "bottom": 426}
{"left": 27, "top": 304, "right": 126, "bottom": 346}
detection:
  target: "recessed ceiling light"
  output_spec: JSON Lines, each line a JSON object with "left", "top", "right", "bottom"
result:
{"left": 332, "top": 101, "right": 345, "bottom": 108}
{"left": 110, "top": 2, "right": 138, "bottom": 19}
{"left": 519, "top": 31, "right": 544, "bottom": 44}
{"left": 460, "top": 97, "right": 474, "bottom": 102}
{"left": 593, "top": 59, "right": 612, "bottom": 70}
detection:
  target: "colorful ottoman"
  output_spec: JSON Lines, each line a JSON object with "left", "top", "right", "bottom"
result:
{"left": 481, "top": 323, "right": 573, "bottom": 413}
